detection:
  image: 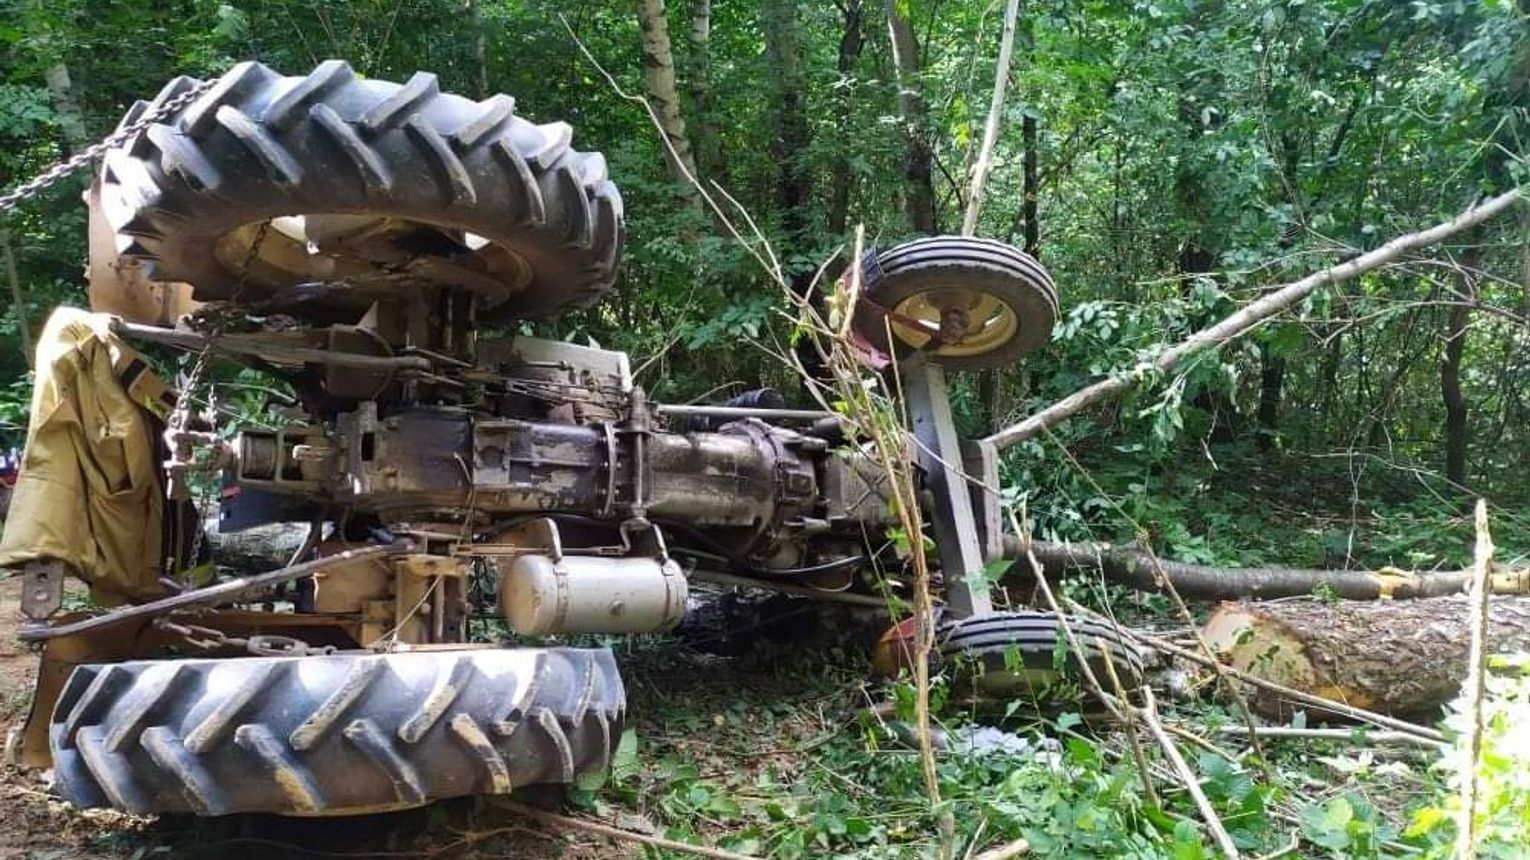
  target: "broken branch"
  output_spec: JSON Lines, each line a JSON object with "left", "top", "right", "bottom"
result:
{"left": 961, "top": 0, "right": 1022, "bottom": 235}
{"left": 985, "top": 187, "right": 1526, "bottom": 450}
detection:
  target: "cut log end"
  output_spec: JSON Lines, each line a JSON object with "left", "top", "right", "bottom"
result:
{"left": 1201, "top": 596, "right": 1530, "bottom": 720}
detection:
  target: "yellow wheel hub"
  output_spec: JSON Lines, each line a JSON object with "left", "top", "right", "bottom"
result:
{"left": 889, "top": 288, "right": 1020, "bottom": 358}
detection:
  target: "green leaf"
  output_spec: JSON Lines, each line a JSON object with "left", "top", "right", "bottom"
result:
{"left": 1299, "top": 796, "right": 1355, "bottom": 850}
{"left": 609, "top": 728, "right": 640, "bottom": 786}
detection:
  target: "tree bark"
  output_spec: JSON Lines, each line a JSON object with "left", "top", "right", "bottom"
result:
{"left": 1201, "top": 596, "right": 1530, "bottom": 718}
{"left": 884, "top": 0, "right": 937, "bottom": 233}
{"left": 827, "top": 0, "right": 865, "bottom": 237}
{"left": 687, "top": 0, "right": 718, "bottom": 177}
{"left": 763, "top": 0, "right": 813, "bottom": 250}
{"left": 1441, "top": 243, "right": 1481, "bottom": 487}
{"left": 1003, "top": 536, "right": 1530, "bottom": 601}
{"left": 637, "top": 0, "right": 703, "bottom": 210}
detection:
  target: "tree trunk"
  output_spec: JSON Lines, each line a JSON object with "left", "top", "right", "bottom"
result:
{"left": 1003, "top": 536, "right": 1530, "bottom": 601}
{"left": 1441, "top": 243, "right": 1481, "bottom": 487}
{"left": 687, "top": 0, "right": 718, "bottom": 177}
{"left": 763, "top": 0, "right": 813, "bottom": 250}
{"left": 827, "top": 0, "right": 865, "bottom": 237}
{"left": 960, "top": 0, "right": 1021, "bottom": 236}
{"left": 10, "top": 63, "right": 95, "bottom": 364}
{"left": 984, "top": 188, "right": 1527, "bottom": 452}
{"left": 44, "top": 63, "right": 91, "bottom": 150}
{"left": 637, "top": 0, "right": 703, "bottom": 209}
{"left": 1202, "top": 596, "right": 1530, "bottom": 718}
{"left": 1, "top": 228, "right": 29, "bottom": 363}
{"left": 884, "top": 0, "right": 937, "bottom": 233}
{"left": 465, "top": 0, "right": 489, "bottom": 98}
{"left": 1022, "top": 113, "right": 1038, "bottom": 255}
{"left": 977, "top": 368, "right": 996, "bottom": 431}
{"left": 1256, "top": 342, "right": 1285, "bottom": 449}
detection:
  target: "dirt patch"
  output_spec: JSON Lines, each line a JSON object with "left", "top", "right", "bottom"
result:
{"left": 0, "top": 577, "right": 39, "bottom": 728}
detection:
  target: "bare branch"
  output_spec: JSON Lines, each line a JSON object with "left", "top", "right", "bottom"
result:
{"left": 962, "top": 0, "right": 1022, "bottom": 235}
{"left": 1456, "top": 499, "right": 1495, "bottom": 860}
{"left": 986, "top": 187, "right": 1527, "bottom": 451}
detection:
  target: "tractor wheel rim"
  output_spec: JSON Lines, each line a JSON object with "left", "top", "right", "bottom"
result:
{"left": 212, "top": 215, "right": 532, "bottom": 307}
{"left": 889, "top": 288, "right": 1020, "bottom": 357}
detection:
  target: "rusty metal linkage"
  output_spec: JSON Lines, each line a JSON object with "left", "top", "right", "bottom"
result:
{"left": 18, "top": 545, "right": 401, "bottom": 642}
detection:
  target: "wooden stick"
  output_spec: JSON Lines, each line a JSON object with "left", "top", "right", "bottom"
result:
{"left": 1213, "top": 725, "right": 1444, "bottom": 748}
{"left": 1456, "top": 499, "right": 1494, "bottom": 860}
{"left": 961, "top": 0, "right": 1022, "bottom": 235}
{"left": 971, "top": 837, "right": 1031, "bottom": 860}
{"left": 985, "top": 186, "right": 1527, "bottom": 450}
{"left": 1139, "top": 686, "right": 1242, "bottom": 858}
{"left": 497, "top": 799, "right": 759, "bottom": 860}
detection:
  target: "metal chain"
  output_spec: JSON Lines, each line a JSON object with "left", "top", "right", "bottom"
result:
{"left": 152, "top": 616, "right": 334, "bottom": 657}
{"left": 172, "top": 220, "right": 271, "bottom": 574}
{"left": 0, "top": 78, "right": 217, "bottom": 214}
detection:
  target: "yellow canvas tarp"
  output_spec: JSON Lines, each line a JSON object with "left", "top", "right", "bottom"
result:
{"left": 0, "top": 307, "right": 173, "bottom": 603}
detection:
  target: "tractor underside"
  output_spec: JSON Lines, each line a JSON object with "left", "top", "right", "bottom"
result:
{"left": 0, "top": 60, "right": 1135, "bottom": 817}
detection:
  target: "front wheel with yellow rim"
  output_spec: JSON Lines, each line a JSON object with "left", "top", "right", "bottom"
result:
{"left": 850, "top": 236, "right": 1059, "bottom": 372}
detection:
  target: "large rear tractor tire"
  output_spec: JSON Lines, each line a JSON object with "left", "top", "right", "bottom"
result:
{"left": 101, "top": 61, "right": 623, "bottom": 321}
{"left": 49, "top": 647, "right": 623, "bottom": 816}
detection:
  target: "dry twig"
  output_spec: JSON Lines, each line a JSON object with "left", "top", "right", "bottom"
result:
{"left": 1213, "top": 725, "right": 1444, "bottom": 749}
{"left": 497, "top": 800, "right": 759, "bottom": 860}
{"left": 1455, "top": 498, "right": 1495, "bottom": 860}
{"left": 1138, "top": 686, "right": 1242, "bottom": 857}
{"left": 971, "top": 836, "right": 1031, "bottom": 860}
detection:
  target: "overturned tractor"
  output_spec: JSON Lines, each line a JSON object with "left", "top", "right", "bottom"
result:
{"left": 0, "top": 61, "right": 1134, "bottom": 816}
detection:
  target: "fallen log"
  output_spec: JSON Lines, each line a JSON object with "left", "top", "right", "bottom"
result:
{"left": 1001, "top": 536, "right": 1530, "bottom": 600}
{"left": 1199, "top": 596, "right": 1530, "bottom": 719}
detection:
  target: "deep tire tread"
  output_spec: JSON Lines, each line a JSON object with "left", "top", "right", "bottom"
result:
{"left": 50, "top": 648, "right": 623, "bottom": 816}
{"left": 101, "top": 61, "right": 623, "bottom": 320}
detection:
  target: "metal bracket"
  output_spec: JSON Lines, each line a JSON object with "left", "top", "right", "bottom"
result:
{"left": 19, "top": 560, "right": 66, "bottom": 622}
{"left": 902, "top": 360, "right": 993, "bottom": 618}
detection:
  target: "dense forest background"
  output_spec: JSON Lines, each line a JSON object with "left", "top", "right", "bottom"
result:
{"left": 1, "top": 0, "right": 1526, "bottom": 571}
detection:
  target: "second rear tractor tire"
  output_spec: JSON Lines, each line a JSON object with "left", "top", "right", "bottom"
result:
{"left": 101, "top": 60, "right": 623, "bottom": 321}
